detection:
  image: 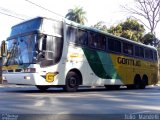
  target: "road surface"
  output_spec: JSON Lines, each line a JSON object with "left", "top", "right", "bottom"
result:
{"left": 0, "top": 85, "right": 160, "bottom": 120}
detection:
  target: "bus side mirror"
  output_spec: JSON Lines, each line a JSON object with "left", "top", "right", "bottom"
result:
{"left": 38, "top": 35, "right": 47, "bottom": 51}
{"left": 38, "top": 38, "right": 43, "bottom": 51}
{"left": 1, "top": 40, "right": 7, "bottom": 57}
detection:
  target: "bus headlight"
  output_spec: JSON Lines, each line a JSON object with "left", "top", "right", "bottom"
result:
{"left": 24, "top": 76, "right": 31, "bottom": 80}
{"left": 2, "top": 76, "right": 6, "bottom": 80}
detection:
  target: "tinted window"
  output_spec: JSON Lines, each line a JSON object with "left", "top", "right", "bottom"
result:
{"left": 123, "top": 42, "right": 133, "bottom": 55}
{"left": 145, "top": 49, "right": 149, "bottom": 59}
{"left": 145, "top": 49, "right": 153, "bottom": 60}
{"left": 6, "top": 34, "right": 37, "bottom": 65}
{"left": 11, "top": 17, "right": 42, "bottom": 36}
{"left": 154, "top": 51, "right": 158, "bottom": 61}
{"left": 135, "top": 46, "right": 139, "bottom": 56}
{"left": 77, "top": 29, "right": 88, "bottom": 46}
{"left": 150, "top": 50, "right": 153, "bottom": 59}
{"left": 135, "top": 46, "right": 144, "bottom": 58}
{"left": 108, "top": 38, "right": 121, "bottom": 53}
{"left": 66, "top": 25, "right": 76, "bottom": 43}
{"left": 88, "top": 32, "right": 96, "bottom": 48}
{"left": 95, "top": 34, "right": 106, "bottom": 50}
{"left": 139, "top": 47, "right": 144, "bottom": 58}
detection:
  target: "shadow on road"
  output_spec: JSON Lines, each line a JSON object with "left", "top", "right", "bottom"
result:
{"left": 1, "top": 85, "right": 159, "bottom": 94}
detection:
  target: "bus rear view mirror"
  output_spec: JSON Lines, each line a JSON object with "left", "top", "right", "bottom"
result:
{"left": 38, "top": 34, "right": 47, "bottom": 51}
{"left": 1, "top": 40, "right": 7, "bottom": 57}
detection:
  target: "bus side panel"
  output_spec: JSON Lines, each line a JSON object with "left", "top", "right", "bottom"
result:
{"left": 82, "top": 48, "right": 124, "bottom": 85}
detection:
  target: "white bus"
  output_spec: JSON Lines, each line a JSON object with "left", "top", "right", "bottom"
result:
{"left": 2, "top": 17, "right": 159, "bottom": 92}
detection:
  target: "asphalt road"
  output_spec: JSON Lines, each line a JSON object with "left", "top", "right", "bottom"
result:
{"left": 0, "top": 85, "right": 160, "bottom": 120}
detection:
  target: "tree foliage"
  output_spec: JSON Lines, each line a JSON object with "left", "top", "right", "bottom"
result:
{"left": 65, "top": 6, "right": 87, "bottom": 25}
{"left": 107, "top": 18, "right": 145, "bottom": 42}
{"left": 92, "top": 21, "right": 108, "bottom": 32}
{"left": 142, "top": 32, "right": 159, "bottom": 47}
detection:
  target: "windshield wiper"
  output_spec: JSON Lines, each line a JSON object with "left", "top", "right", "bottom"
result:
{"left": 6, "top": 43, "right": 18, "bottom": 66}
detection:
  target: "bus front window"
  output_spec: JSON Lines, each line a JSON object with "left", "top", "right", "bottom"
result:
{"left": 5, "top": 34, "right": 38, "bottom": 66}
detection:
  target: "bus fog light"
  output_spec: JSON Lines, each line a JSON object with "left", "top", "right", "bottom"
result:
{"left": 2, "top": 76, "right": 6, "bottom": 80}
{"left": 24, "top": 76, "right": 31, "bottom": 80}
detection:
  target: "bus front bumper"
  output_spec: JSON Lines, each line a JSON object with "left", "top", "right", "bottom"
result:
{"left": 2, "top": 72, "right": 59, "bottom": 86}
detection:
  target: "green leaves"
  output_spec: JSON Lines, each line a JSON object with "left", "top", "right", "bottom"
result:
{"left": 65, "top": 6, "right": 87, "bottom": 25}
{"left": 107, "top": 18, "right": 145, "bottom": 42}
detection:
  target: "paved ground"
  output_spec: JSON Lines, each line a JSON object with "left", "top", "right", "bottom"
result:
{"left": 0, "top": 85, "right": 160, "bottom": 120}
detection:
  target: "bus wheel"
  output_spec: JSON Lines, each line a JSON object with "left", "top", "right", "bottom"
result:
{"left": 133, "top": 75, "right": 141, "bottom": 89}
{"left": 36, "top": 86, "right": 49, "bottom": 91}
{"left": 140, "top": 76, "right": 147, "bottom": 89}
{"left": 64, "top": 71, "right": 79, "bottom": 92}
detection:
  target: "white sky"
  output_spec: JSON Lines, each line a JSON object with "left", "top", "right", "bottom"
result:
{"left": 0, "top": 0, "right": 159, "bottom": 41}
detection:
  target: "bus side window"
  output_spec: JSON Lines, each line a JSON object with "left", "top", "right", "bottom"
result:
{"left": 66, "top": 25, "right": 76, "bottom": 43}
{"left": 123, "top": 42, "right": 133, "bottom": 55}
{"left": 145, "top": 49, "right": 149, "bottom": 59}
{"left": 96, "top": 34, "right": 106, "bottom": 50}
{"left": 88, "top": 32, "right": 95, "bottom": 48}
{"left": 77, "top": 29, "right": 88, "bottom": 46}
{"left": 114, "top": 40, "right": 121, "bottom": 53}
{"left": 108, "top": 38, "right": 121, "bottom": 53}
{"left": 108, "top": 38, "right": 114, "bottom": 51}
{"left": 139, "top": 47, "right": 144, "bottom": 58}
{"left": 154, "top": 51, "right": 158, "bottom": 61}
{"left": 145, "top": 48, "right": 153, "bottom": 60}
{"left": 135, "top": 46, "right": 139, "bottom": 56}
{"left": 150, "top": 50, "right": 154, "bottom": 60}
{"left": 135, "top": 46, "right": 144, "bottom": 58}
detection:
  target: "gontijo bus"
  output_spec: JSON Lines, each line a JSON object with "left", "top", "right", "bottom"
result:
{"left": 1, "top": 17, "right": 158, "bottom": 92}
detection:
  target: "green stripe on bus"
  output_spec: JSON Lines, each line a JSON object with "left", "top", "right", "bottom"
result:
{"left": 83, "top": 48, "right": 121, "bottom": 80}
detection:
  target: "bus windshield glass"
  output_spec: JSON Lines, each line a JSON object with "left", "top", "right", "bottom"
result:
{"left": 4, "top": 34, "right": 37, "bottom": 65}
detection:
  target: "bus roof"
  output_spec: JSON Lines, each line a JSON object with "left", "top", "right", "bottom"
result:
{"left": 64, "top": 18, "right": 157, "bottom": 51}
{"left": 9, "top": 16, "right": 157, "bottom": 51}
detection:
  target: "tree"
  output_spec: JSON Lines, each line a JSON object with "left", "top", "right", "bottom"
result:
{"left": 123, "top": 0, "right": 160, "bottom": 34}
{"left": 65, "top": 6, "right": 87, "bottom": 25}
{"left": 92, "top": 21, "right": 108, "bottom": 32}
{"left": 142, "top": 32, "right": 159, "bottom": 46}
{"left": 107, "top": 18, "right": 145, "bottom": 42}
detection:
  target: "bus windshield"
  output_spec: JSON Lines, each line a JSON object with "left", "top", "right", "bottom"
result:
{"left": 4, "top": 33, "right": 63, "bottom": 67}
{"left": 3, "top": 17, "right": 63, "bottom": 67}
{"left": 5, "top": 34, "right": 37, "bottom": 65}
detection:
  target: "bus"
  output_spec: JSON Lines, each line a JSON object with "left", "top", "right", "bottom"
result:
{"left": 1, "top": 16, "right": 159, "bottom": 92}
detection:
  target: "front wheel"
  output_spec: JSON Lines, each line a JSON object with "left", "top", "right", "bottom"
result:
{"left": 64, "top": 71, "right": 80, "bottom": 92}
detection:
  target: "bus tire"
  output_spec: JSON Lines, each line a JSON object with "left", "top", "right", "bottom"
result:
{"left": 36, "top": 86, "right": 49, "bottom": 91}
{"left": 140, "top": 75, "right": 148, "bottom": 89}
{"left": 64, "top": 71, "right": 79, "bottom": 92}
{"left": 133, "top": 75, "right": 141, "bottom": 89}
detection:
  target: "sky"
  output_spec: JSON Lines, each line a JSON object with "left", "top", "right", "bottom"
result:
{"left": 0, "top": 0, "right": 159, "bottom": 41}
